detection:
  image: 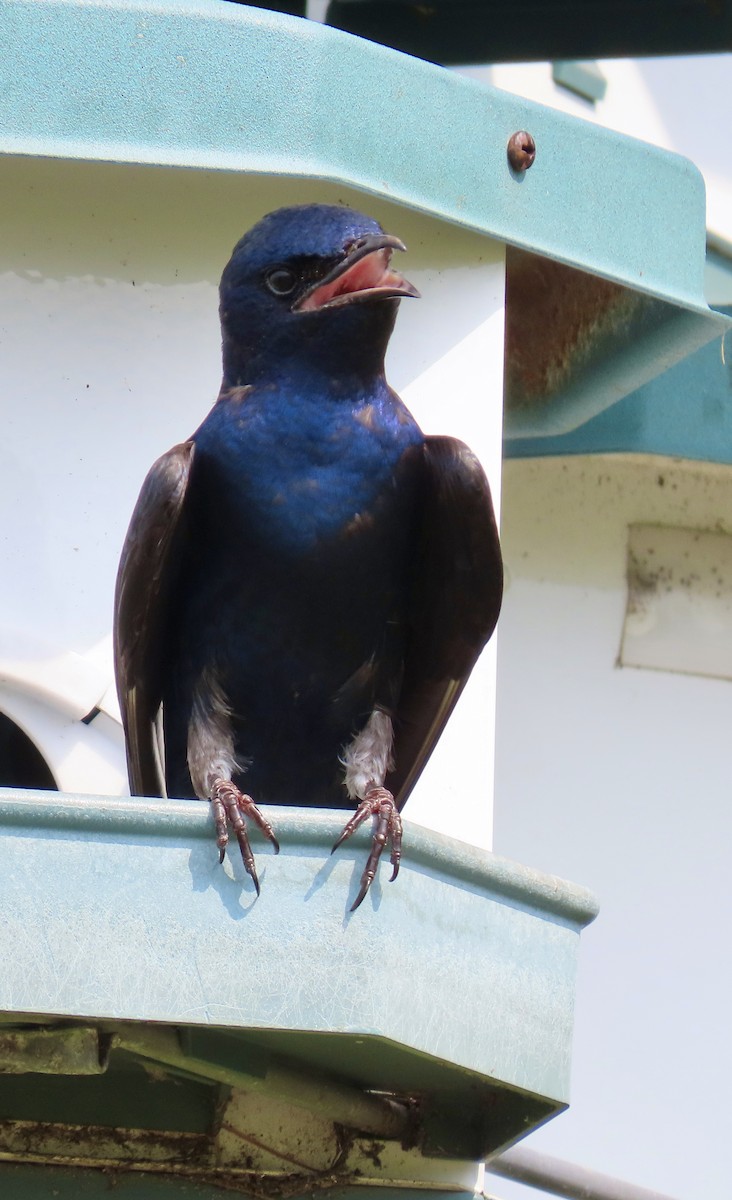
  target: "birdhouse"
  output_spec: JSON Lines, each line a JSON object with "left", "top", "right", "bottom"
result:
{"left": 0, "top": 2, "right": 726, "bottom": 1197}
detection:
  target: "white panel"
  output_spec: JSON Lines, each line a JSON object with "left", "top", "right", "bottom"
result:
{"left": 495, "top": 453, "right": 732, "bottom": 1200}
{"left": 1, "top": 157, "right": 503, "bottom": 848}
{"left": 397, "top": 250, "right": 505, "bottom": 850}
{"left": 622, "top": 523, "right": 732, "bottom": 679}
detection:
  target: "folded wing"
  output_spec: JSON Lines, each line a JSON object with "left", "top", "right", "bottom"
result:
{"left": 388, "top": 435, "right": 503, "bottom": 806}
{"left": 113, "top": 441, "right": 195, "bottom": 798}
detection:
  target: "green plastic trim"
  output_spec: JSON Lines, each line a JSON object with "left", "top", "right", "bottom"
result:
{"left": 0, "top": 0, "right": 720, "bottom": 323}
{"left": 0, "top": 785, "right": 597, "bottom": 1133}
{"left": 0, "top": 789, "right": 599, "bottom": 928}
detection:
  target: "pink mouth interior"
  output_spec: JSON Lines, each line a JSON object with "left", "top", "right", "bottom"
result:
{"left": 298, "top": 248, "right": 406, "bottom": 311}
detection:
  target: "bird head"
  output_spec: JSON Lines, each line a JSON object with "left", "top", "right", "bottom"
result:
{"left": 219, "top": 204, "right": 419, "bottom": 388}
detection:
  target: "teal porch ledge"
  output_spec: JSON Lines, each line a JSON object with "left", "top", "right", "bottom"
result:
{"left": 0, "top": 789, "right": 598, "bottom": 1181}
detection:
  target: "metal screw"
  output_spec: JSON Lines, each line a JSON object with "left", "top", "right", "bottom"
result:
{"left": 507, "top": 131, "right": 536, "bottom": 171}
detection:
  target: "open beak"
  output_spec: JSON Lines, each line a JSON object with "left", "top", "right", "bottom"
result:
{"left": 293, "top": 233, "right": 420, "bottom": 312}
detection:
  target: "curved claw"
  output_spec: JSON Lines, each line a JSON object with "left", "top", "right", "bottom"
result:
{"left": 389, "top": 816, "right": 403, "bottom": 883}
{"left": 333, "top": 787, "right": 402, "bottom": 911}
{"left": 209, "top": 777, "right": 279, "bottom": 895}
{"left": 350, "top": 879, "right": 371, "bottom": 912}
{"left": 242, "top": 852, "right": 260, "bottom": 897}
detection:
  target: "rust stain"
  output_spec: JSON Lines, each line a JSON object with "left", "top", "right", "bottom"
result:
{"left": 505, "top": 248, "right": 642, "bottom": 410}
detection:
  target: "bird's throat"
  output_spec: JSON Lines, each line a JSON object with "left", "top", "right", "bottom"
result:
{"left": 221, "top": 299, "right": 398, "bottom": 392}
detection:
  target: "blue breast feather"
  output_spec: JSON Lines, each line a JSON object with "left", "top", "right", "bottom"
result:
{"left": 192, "top": 380, "right": 424, "bottom": 554}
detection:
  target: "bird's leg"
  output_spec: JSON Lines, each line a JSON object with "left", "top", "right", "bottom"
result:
{"left": 335, "top": 708, "right": 401, "bottom": 909}
{"left": 332, "top": 783, "right": 403, "bottom": 910}
{"left": 188, "top": 675, "right": 279, "bottom": 895}
{"left": 209, "top": 776, "right": 280, "bottom": 895}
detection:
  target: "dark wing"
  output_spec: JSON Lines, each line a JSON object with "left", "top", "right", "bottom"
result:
{"left": 387, "top": 435, "right": 503, "bottom": 807}
{"left": 113, "top": 441, "right": 195, "bottom": 798}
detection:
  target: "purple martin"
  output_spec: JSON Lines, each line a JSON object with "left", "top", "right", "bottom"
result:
{"left": 114, "top": 203, "right": 502, "bottom": 909}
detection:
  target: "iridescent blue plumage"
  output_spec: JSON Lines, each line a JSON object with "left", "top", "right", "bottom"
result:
{"left": 114, "top": 204, "right": 502, "bottom": 908}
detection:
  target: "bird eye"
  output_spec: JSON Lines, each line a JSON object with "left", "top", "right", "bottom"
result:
{"left": 265, "top": 267, "right": 298, "bottom": 296}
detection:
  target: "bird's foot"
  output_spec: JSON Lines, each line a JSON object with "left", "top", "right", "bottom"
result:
{"left": 209, "top": 776, "right": 280, "bottom": 895}
{"left": 332, "top": 785, "right": 402, "bottom": 911}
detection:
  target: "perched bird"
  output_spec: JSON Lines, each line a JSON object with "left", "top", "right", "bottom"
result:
{"left": 114, "top": 203, "right": 502, "bottom": 909}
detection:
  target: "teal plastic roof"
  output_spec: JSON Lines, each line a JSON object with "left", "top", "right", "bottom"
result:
{"left": 2, "top": 0, "right": 728, "bottom": 438}
{"left": 0, "top": 0, "right": 718, "bottom": 314}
